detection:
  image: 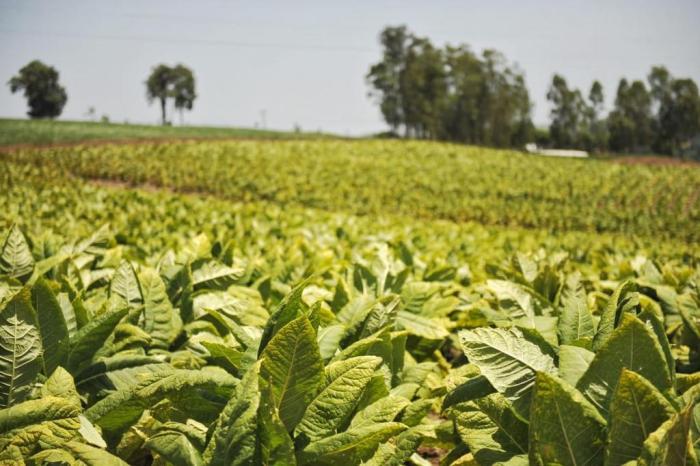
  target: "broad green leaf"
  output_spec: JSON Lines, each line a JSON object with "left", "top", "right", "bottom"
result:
{"left": 678, "top": 293, "right": 700, "bottom": 346}
{"left": 442, "top": 374, "right": 496, "bottom": 410}
{"left": 179, "top": 234, "right": 211, "bottom": 263}
{"left": 638, "top": 307, "right": 676, "bottom": 383}
{"left": 75, "top": 354, "right": 170, "bottom": 398}
{"left": 95, "top": 322, "right": 151, "bottom": 358}
{"left": 593, "top": 280, "right": 638, "bottom": 351}
{"left": 31, "top": 278, "right": 69, "bottom": 375}
{"left": 402, "top": 361, "right": 438, "bottom": 385}
{"left": 317, "top": 323, "right": 345, "bottom": 361}
{"left": 395, "top": 310, "right": 449, "bottom": 340}
{"left": 86, "top": 368, "right": 236, "bottom": 444}
{"left": 336, "top": 295, "right": 375, "bottom": 327}
{"left": 139, "top": 267, "right": 181, "bottom": 349}
{"left": 558, "top": 273, "right": 594, "bottom": 346}
{"left": 578, "top": 314, "right": 673, "bottom": 416}
{"left": 204, "top": 362, "right": 261, "bottom": 466}
{"left": 78, "top": 415, "right": 107, "bottom": 448}
{"left": 258, "top": 278, "right": 310, "bottom": 355}
{"left": 145, "top": 431, "right": 203, "bottom": 466}
{"left": 64, "top": 306, "right": 129, "bottom": 374}
{"left": 364, "top": 424, "right": 435, "bottom": 466}
{"left": 459, "top": 326, "right": 557, "bottom": 417}
{"left": 356, "top": 373, "right": 391, "bottom": 412}
{"left": 606, "top": 369, "right": 676, "bottom": 466}
{"left": 558, "top": 344, "right": 595, "bottom": 386}
{"left": 297, "top": 421, "right": 406, "bottom": 466}
{"left": 331, "top": 328, "right": 392, "bottom": 364}
{"left": 258, "top": 378, "right": 296, "bottom": 466}
{"left": 57, "top": 292, "right": 78, "bottom": 337}
{"left": 0, "top": 280, "right": 21, "bottom": 309}
{"left": 487, "top": 279, "right": 536, "bottom": 325}
{"left": 356, "top": 297, "right": 399, "bottom": 339}
{"left": 401, "top": 398, "right": 434, "bottom": 427}
{"left": 297, "top": 356, "right": 382, "bottom": 441}
{"left": 453, "top": 393, "right": 528, "bottom": 465}
{"left": 192, "top": 260, "right": 243, "bottom": 290}
{"left": 529, "top": 372, "right": 607, "bottom": 466}
{"left": 519, "top": 324, "right": 558, "bottom": 360}
{"left": 390, "top": 331, "right": 407, "bottom": 386}
{"left": 515, "top": 253, "right": 538, "bottom": 283}
{"left": 400, "top": 282, "right": 440, "bottom": 314}
{"left": 33, "top": 440, "right": 129, "bottom": 466}
{"left": 0, "top": 288, "right": 41, "bottom": 408}
{"left": 677, "top": 373, "right": 700, "bottom": 395}
{"left": 691, "top": 402, "right": 700, "bottom": 461}
{"left": 0, "top": 396, "right": 81, "bottom": 455}
{"left": 193, "top": 289, "right": 268, "bottom": 327}
{"left": 166, "top": 262, "right": 194, "bottom": 322}
{"left": 72, "top": 295, "right": 90, "bottom": 329}
{"left": 338, "top": 297, "right": 381, "bottom": 344}
{"left": 530, "top": 315, "right": 559, "bottom": 348}
{"left": 29, "top": 448, "right": 75, "bottom": 464}
{"left": 261, "top": 314, "right": 323, "bottom": 432}
{"left": 297, "top": 355, "right": 382, "bottom": 441}
{"left": 201, "top": 341, "right": 242, "bottom": 374}
{"left": 0, "top": 225, "right": 34, "bottom": 282}
{"left": 639, "top": 404, "right": 697, "bottom": 466}
{"left": 110, "top": 260, "right": 143, "bottom": 308}
{"left": 350, "top": 395, "right": 410, "bottom": 429}
{"left": 41, "top": 366, "right": 80, "bottom": 407}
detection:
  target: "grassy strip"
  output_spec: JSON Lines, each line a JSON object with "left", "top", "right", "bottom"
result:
{"left": 0, "top": 118, "right": 333, "bottom": 146}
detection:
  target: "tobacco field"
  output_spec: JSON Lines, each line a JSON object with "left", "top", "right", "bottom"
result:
{"left": 1, "top": 139, "right": 699, "bottom": 465}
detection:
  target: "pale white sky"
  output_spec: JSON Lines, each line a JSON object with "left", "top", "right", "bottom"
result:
{"left": 1, "top": 0, "right": 699, "bottom": 135}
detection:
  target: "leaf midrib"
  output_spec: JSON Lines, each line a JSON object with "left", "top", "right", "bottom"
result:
{"left": 276, "top": 327, "right": 304, "bottom": 414}
{"left": 555, "top": 396, "right": 578, "bottom": 466}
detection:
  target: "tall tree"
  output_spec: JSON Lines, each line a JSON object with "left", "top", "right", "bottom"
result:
{"left": 587, "top": 81, "right": 608, "bottom": 152}
{"left": 648, "top": 66, "right": 700, "bottom": 155}
{"left": 146, "top": 64, "right": 197, "bottom": 125}
{"left": 663, "top": 79, "right": 700, "bottom": 154}
{"left": 172, "top": 65, "right": 197, "bottom": 125}
{"left": 546, "top": 74, "right": 588, "bottom": 148}
{"left": 479, "top": 50, "right": 532, "bottom": 147}
{"left": 443, "top": 45, "right": 483, "bottom": 144}
{"left": 8, "top": 60, "right": 67, "bottom": 119}
{"left": 608, "top": 79, "right": 653, "bottom": 153}
{"left": 366, "top": 26, "right": 410, "bottom": 135}
{"left": 400, "top": 36, "right": 448, "bottom": 139}
{"left": 588, "top": 81, "right": 604, "bottom": 116}
{"left": 648, "top": 66, "right": 673, "bottom": 153}
{"left": 146, "top": 65, "right": 173, "bottom": 125}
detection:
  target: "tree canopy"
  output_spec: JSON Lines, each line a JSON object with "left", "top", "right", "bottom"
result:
{"left": 367, "top": 25, "right": 533, "bottom": 147}
{"left": 8, "top": 60, "right": 68, "bottom": 119}
{"left": 367, "top": 26, "right": 699, "bottom": 156}
{"left": 146, "top": 64, "right": 197, "bottom": 125}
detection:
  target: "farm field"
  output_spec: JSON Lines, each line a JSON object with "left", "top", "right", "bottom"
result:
{"left": 1, "top": 138, "right": 699, "bottom": 465}
{"left": 0, "top": 118, "right": 328, "bottom": 147}
{"left": 5, "top": 139, "right": 700, "bottom": 241}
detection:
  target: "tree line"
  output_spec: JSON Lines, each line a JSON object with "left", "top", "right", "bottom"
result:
{"left": 368, "top": 25, "right": 700, "bottom": 156}
{"left": 546, "top": 68, "right": 700, "bottom": 155}
{"left": 8, "top": 60, "right": 196, "bottom": 125}
{"left": 366, "top": 26, "right": 533, "bottom": 148}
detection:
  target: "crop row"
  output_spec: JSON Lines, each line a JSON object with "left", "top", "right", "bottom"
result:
{"left": 4, "top": 139, "right": 700, "bottom": 242}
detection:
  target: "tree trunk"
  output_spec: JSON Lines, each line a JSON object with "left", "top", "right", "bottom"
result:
{"left": 160, "top": 97, "right": 167, "bottom": 125}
